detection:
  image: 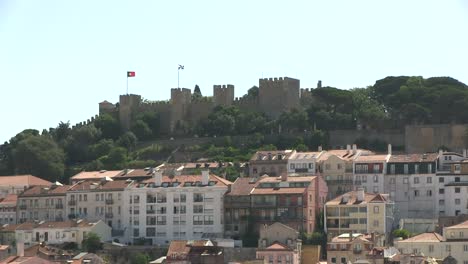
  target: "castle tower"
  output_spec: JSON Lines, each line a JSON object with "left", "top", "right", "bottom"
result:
{"left": 119, "top": 94, "right": 142, "bottom": 131}
{"left": 170, "top": 88, "right": 192, "bottom": 132}
{"left": 258, "top": 77, "right": 300, "bottom": 118}
{"left": 213, "top": 84, "right": 235, "bottom": 106}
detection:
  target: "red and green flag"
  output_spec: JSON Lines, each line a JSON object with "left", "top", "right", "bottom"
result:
{"left": 127, "top": 71, "right": 136, "bottom": 77}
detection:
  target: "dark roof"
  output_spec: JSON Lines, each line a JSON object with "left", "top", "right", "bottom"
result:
{"left": 388, "top": 153, "right": 438, "bottom": 163}
{"left": 227, "top": 177, "right": 257, "bottom": 196}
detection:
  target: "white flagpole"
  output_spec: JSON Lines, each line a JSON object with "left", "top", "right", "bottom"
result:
{"left": 127, "top": 75, "right": 129, "bottom": 94}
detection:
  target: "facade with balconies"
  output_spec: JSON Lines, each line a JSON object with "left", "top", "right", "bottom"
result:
{"left": 65, "top": 179, "right": 132, "bottom": 236}
{"left": 122, "top": 170, "right": 231, "bottom": 245}
{"left": 16, "top": 183, "right": 69, "bottom": 223}
{"left": 324, "top": 190, "right": 394, "bottom": 240}
{"left": 353, "top": 152, "right": 390, "bottom": 194}
{"left": 327, "top": 233, "right": 377, "bottom": 264}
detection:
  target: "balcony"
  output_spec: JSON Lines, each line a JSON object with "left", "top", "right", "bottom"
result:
{"left": 326, "top": 180, "right": 353, "bottom": 185}
{"left": 252, "top": 202, "right": 276, "bottom": 208}
{"left": 105, "top": 213, "right": 114, "bottom": 218}
{"left": 353, "top": 248, "right": 362, "bottom": 254}
{"left": 68, "top": 200, "right": 76, "bottom": 206}
{"left": 146, "top": 210, "right": 155, "bottom": 214}
{"left": 194, "top": 198, "right": 203, "bottom": 203}
{"left": 55, "top": 204, "right": 63, "bottom": 209}
{"left": 204, "top": 197, "right": 214, "bottom": 202}
{"left": 105, "top": 199, "right": 114, "bottom": 205}
{"left": 19, "top": 205, "right": 27, "bottom": 210}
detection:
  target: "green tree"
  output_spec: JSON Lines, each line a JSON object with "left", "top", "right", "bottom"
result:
{"left": 135, "top": 111, "right": 160, "bottom": 138}
{"left": 117, "top": 132, "right": 137, "bottom": 152}
{"left": 90, "top": 139, "right": 115, "bottom": 159}
{"left": 81, "top": 232, "right": 102, "bottom": 253}
{"left": 12, "top": 135, "right": 65, "bottom": 181}
{"left": 393, "top": 229, "right": 411, "bottom": 239}
{"left": 65, "top": 124, "right": 101, "bottom": 163}
{"left": 94, "top": 114, "right": 120, "bottom": 140}
{"left": 99, "top": 147, "right": 127, "bottom": 169}
{"left": 131, "top": 120, "right": 152, "bottom": 140}
{"left": 131, "top": 253, "right": 149, "bottom": 264}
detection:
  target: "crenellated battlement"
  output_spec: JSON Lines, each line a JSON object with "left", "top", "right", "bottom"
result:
{"left": 213, "top": 84, "right": 234, "bottom": 106}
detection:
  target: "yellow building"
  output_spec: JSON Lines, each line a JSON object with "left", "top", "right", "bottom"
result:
{"left": 324, "top": 190, "right": 394, "bottom": 240}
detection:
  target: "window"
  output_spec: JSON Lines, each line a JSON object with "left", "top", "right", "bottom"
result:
{"left": 390, "top": 164, "right": 395, "bottom": 174}
{"left": 414, "top": 190, "right": 420, "bottom": 197}
{"left": 463, "top": 244, "right": 468, "bottom": 251}
{"left": 84, "top": 194, "right": 87, "bottom": 201}
{"left": 455, "top": 164, "right": 461, "bottom": 173}
{"left": 415, "top": 164, "right": 419, "bottom": 174}
{"left": 439, "top": 199, "right": 445, "bottom": 206}
{"left": 439, "top": 177, "right": 444, "bottom": 183}
{"left": 373, "top": 164, "right": 380, "bottom": 173}
{"left": 403, "top": 178, "right": 409, "bottom": 184}
{"left": 156, "top": 216, "right": 166, "bottom": 225}
{"left": 427, "top": 177, "right": 432, "bottom": 183}
{"left": 194, "top": 193, "right": 204, "bottom": 202}
{"left": 193, "top": 205, "right": 203, "bottom": 214}
{"left": 455, "top": 187, "right": 461, "bottom": 193}
{"left": 373, "top": 175, "right": 378, "bottom": 183}
{"left": 439, "top": 188, "right": 445, "bottom": 194}
{"left": 373, "top": 186, "right": 378, "bottom": 193}
{"left": 337, "top": 164, "right": 342, "bottom": 170}
{"left": 446, "top": 245, "right": 451, "bottom": 252}
{"left": 390, "top": 178, "right": 395, "bottom": 184}
{"left": 429, "top": 244, "right": 434, "bottom": 252}
{"left": 133, "top": 228, "right": 139, "bottom": 237}
{"left": 362, "top": 176, "right": 367, "bottom": 183}
{"left": 373, "top": 206, "right": 379, "bottom": 213}
{"left": 404, "top": 164, "right": 409, "bottom": 174}
{"left": 455, "top": 177, "right": 461, "bottom": 182}
{"left": 455, "top": 199, "right": 461, "bottom": 205}
{"left": 341, "top": 257, "right": 346, "bottom": 264}
{"left": 414, "top": 177, "right": 419, "bottom": 184}
{"left": 95, "top": 194, "right": 99, "bottom": 201}
{"left": 331, "top": 258, "right": 336, "bottom": 264}
{"left": 204, "top": 215, "right": 214, "bottom": 225}
{"left": 193, "top": 216, "right": 203, "bottom": 225}
{"left": 427, "top": 190, "right": 432, "bottom": 196}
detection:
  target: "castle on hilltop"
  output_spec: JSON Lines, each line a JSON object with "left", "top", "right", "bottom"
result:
{"left": 99, "top": 77, "right": 321, "bottom": 134}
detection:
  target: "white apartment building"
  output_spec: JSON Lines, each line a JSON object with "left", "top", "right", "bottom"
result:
{"left": 123, "top": 170, "right": 231, "bottom": 245}
{"left": 66, "top": 179, "right": 131, "bottom": 235}
{"left": 384, "top": 153, "right": 438, "bottom": 219}
{"left": 353, "top": 154, "right": 389, "bottom": 194}
{"left": 395, "top": 220, "right": 468, "bottom": 262}
{"left": 15, "top": 219, "right": 111, "bottom": 248}
{"left": 287, "top": 151, "right": 324, "bottom": 175}
{"left": 0, "top": 194, "right": 17, "bottom": 225}
{"left": 17, "top": 183, "right": 69, "bottom": 223}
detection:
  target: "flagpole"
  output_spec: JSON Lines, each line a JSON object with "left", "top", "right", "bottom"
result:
{"left": 127, "top": 76, "right": 129, "bottom": 94}
{"left": 178, "top": 68, "right": 180, "bottom": 88}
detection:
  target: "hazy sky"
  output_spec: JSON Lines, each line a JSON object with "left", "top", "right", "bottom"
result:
{"left": 1, "top": 0, "right": 468, "bottom": 143}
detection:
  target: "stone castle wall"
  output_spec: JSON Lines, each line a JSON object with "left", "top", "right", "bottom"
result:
{"left": 259, "top": 77, "right": 300, "bottom": 118}
{"left": 213, "top": 84, "right": 234, "bottom": 106}
{"left": 405, "top": 124, "right": 468, "bottom": 153}
{"left": 329, "top": 129, "right": 405, "bottom": 149}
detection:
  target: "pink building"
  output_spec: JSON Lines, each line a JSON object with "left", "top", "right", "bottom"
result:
{"left": 257, "top": 242, "right": 299, "bottom": 264}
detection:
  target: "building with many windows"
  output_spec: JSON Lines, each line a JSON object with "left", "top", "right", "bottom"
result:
{"left": 17, "top": 183, "right": 69, "bottom": 223}
{"left": 123, "top": 170, "right": 231, "bottom": 245}
{"left": 354, "top": 151, "right": 390, "bottom": 194}
{"left": 324, "top": 190, "right": 394, "bottom": 239}
{"left": 0, "top": 194, "right": 17, "bottom": 225}
{"left": 287, "top": 151, "right": 324, "bottom": 175}
{"left": 384, "top": 153, "right": 438, "bottom": 219}
{"left": 65, "top": 179, "right": 131, "bottom": 236}
{"left": 327, "top": 233, "right": 378, "bottom": 264}
{"left": 249, "top": 150, "right": 296, "bottom": 177}
{"left": 0, "top": 175, "right": 52, "bottom": 198}
{"left": 395, "top": 220, "right": 468, "bottom": 262}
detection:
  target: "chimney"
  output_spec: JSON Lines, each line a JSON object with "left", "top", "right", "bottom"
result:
{"left": 202, "top": 170, "right": 209, "bottom": 185}
{"left": 281, "top": 173, "right": 288, "bottom": 182}
{"left": 154, "top": 170, "right": 162, "bottom": 186}
{"left": 464, "top": 149, "right": 467, "bottom": 158}
{"left": 318, "top": 146, "right": 323, "bottom": 152}
{"left": 349, "top": 233, "right": 353, "bottom": 242}
{"left": 439, "top": 149, "right": 443, "bottom": 156}
{"left": 352, "top": 144, "right": 357, "bottom": 154}
{"left": 371, "top": 232, "right": 375, "bottom": 243}
{"left": 17, "top": 241, "right": 24, "bottom": 257}
{"left": 388, "top": 144, "right": 392, "bottom": 155}
{"left": 346, "top": 144, "right": 351, "bottom": 153}
{"left": 356, "top": 188, "right": 365, "bottom": 202}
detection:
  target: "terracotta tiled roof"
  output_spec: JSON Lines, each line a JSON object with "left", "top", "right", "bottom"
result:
{"left": 326, "top": 191, "right": 388, "bottom": 205}
{"left": 389, "top": 153, "right": 439, "bottom": 163}
{"left": 35, "top": 219, "right": 96, "bottom": 229}
{"left": 0, "top": 194, "right": 17, "bottom": 205}
{"left": 71, "top": 170, "right": 123, "bottom": 181}
{"left": 227, "top": 178, "right": 258, "bottom": 196}
{"left": 398, "top": 232, "right": 445, "bottom": 243}
{"left": 1, "top": 256, "right": 59, "bottom": 263}
{"left": 289, "top": 152, "right": 323, "bottom": 160}
{"left": 445, "top": 220, "right": 468, "bottom": 229}
{"left": 258, "top": 176, "right": 316, "bottom": 183}
{"left": 167, "top": 240, "right": 191, "bottom": 259}
{"left": 68, "top": 180, "right": 132, "bottom": 192}
{"left": 139, "top": 174, "right": 231, "bottom": 188}
{"left": 355, "top": 155, "right": 389, "bottom": 162}
{"left": 251, "top": 187, "right": 307, "bottom": 195}
{"left": 19, "top": 185, "right": 71, "bottom": 197}
{"left": 0, "top": 175, "right": 51, "bottom": 187}
{"left": 250, "top": 150, "right": 295, "bottom": 161}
